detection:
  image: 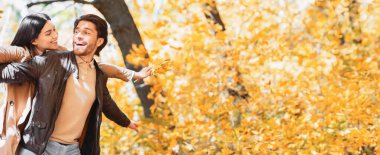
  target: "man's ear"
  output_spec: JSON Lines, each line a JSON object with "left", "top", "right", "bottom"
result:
{"left": 96, "top": 38, "right": 104, "bottom": 47}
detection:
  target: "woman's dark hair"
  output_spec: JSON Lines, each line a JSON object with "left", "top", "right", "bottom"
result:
{"left": 74, "top": 14, "right": 108, "bottom": 56}
{"left": 11, "top": 13, "right": 51, "bottom": 56}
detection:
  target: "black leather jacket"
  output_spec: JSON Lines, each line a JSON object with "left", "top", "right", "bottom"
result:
{"left": 0, "top": 51, "right": 131, "bottom": 155}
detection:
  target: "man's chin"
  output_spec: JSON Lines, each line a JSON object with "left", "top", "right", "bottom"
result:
{"left": 73, "top": 49, "right": 84, "bottom": 55}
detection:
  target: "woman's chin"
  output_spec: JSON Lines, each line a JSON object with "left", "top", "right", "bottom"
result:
{"left": 49, "top": 45, "right": 59, "bottom": 50}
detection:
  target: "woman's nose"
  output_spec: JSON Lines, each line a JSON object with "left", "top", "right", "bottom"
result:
{"left": 52, "top": 31, "right": 58, "bottom": 39}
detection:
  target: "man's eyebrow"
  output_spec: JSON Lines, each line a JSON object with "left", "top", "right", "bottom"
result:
{"left": 85, "top": 28, "right": 95, "bottom": 32}
{"left": 75, "top": 27, "right": 95, "bottom": 32}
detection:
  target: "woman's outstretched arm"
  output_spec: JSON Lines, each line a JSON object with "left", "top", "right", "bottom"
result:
{"left": 0, "top": 46, "right": 30, "bottom": 63}
{"left": 98, "top": 63, "right": 152, "bottom": 82}
{"left": 98, "top": 63, "right": 134, "bottom": 82}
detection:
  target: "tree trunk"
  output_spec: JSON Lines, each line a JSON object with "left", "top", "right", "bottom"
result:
{"left": 348, "top": 0, "right": 362, "bottom": 44}
{"left": 92, "top": 0, "right": 154, "bottom": 117}
{"left": 203, "top": 1, "right": 225, "bottom": 34}
{"left": 203, "top": 1, "right": 246, "bottom": 127}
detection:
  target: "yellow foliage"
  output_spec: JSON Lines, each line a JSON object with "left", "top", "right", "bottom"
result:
{"left": 101, "top": 0, "right": 380, "bottom": 154}
{"left": 149, "top": 58, "right": 171, "bottom": 76}
{"left": 125, "top": 44, "right": 150, "bottom": 68}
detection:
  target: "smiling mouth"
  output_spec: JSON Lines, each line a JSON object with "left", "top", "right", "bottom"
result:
{"left": 74, "top": 42, "right": 87, "bottom": 47}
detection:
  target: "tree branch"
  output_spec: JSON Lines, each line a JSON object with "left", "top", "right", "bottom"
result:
{"left": 73, "top": 0, "right": 93, "bottom": 5}
{"left": 27, "top": 0, "right": 93, "bottom": 8}
{"left": 27, "top": 0, "right": 70, "bottom": 8}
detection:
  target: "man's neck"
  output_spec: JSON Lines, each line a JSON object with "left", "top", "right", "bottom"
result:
{"left": 76, "top": 54, "right": 94, "bottom": 63}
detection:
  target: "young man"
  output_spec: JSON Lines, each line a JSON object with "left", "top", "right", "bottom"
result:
{"left": 0, "top": 14, "right": 144, "bottom": 155}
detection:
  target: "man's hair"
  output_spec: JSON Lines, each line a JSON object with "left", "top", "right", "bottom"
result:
{"left": 74, "top": 14, "right": 108, "bottom": 56}
{"left": 11, "top": 13, "right": 51, "bottom": 56}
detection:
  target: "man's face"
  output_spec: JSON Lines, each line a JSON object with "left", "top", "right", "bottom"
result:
{"left": 73, "top": 21, "right": 104, "bottom": 56}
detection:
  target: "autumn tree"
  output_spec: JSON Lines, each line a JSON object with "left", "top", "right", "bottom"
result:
{"left": 9, "top": 0, "right": 380, "bottom": 154}
{"left": 27, "top": 0, "right": 154, "bottom": 117}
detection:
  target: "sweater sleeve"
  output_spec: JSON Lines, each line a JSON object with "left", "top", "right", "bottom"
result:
{"left": 0, "top": 46, "right": 31, "bottom": 63}
{"left": 98, "top": 62, "right": 134, "bottom": 82}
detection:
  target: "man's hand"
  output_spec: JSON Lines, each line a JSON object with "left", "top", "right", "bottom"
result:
{"left": 134, "top": 67, "right": 152, "bottom": 81}
{"left": 128, "top": 121, "right": 139, "bottom": 133}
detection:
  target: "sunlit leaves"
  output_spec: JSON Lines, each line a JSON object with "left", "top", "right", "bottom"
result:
{"left": 101, "top": 0, "right": 380, "bottom": 154}
{"left": 149, "top": 58, "right": 171, "bottom": 76}
{"left": 125, "top": 44, "right": 149, "bottom": 68}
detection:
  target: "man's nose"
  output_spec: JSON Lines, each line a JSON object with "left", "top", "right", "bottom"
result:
{"left": 74, "top": 32, "right": 83, "bottom": 39}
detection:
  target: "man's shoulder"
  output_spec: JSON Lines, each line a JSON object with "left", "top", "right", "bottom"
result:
{"left": 38, "top": 51, "right": 74, "bottom": 60}
{"left": 45, "top": 51, "right": 73, "bottom": 56}
{"left": 28, "top": 51, "right": 73, "bottom": 66}
{"left": 94, "top": 61, "right": 108, "bottom": 78}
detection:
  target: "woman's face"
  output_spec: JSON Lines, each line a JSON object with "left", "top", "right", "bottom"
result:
{"left": 32, "top": 20, "right": 58, "bottom": 53}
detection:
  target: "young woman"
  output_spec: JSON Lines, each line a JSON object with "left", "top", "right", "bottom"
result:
{"left": 0, "top": 13, "right": 150, "bottom": 154}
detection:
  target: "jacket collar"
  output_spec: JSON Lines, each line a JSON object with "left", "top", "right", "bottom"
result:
{"left": 69, "top": 51, "right": 104, "bottom": 79}
{"left": 70, "top": 52, "right": 80, "bottom": 79}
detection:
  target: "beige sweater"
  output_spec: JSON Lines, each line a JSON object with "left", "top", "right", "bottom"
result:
{"left": 50, "top": 57, "right": 96, "bottom": 144}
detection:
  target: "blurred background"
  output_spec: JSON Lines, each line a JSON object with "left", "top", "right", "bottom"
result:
{"left": 1, "top": 0, "right": 380, "bottom": 154}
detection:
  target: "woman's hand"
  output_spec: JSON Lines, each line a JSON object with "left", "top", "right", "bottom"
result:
{"left": 134, "top": 67, "right": 152, "bottom": 81}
